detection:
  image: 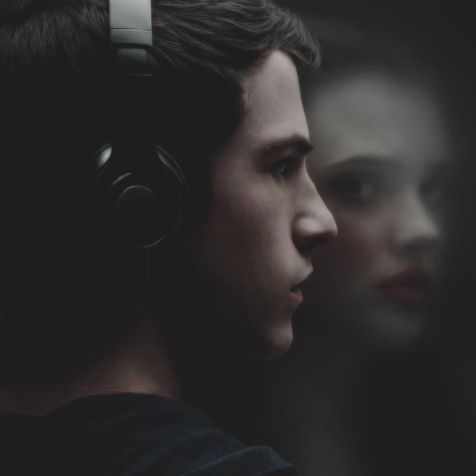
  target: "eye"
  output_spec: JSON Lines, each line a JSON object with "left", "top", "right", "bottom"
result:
{"left": 333, "top": 176, "right": 377, "bottom": 201}
{"left": 272, "top": 156, "right": 301, "bottom": 178}
{"left": 323, "top": 173, "right": 390, "bottom": 206}
{"left": 420, "top": 174, "right": 447, "bottom": 205}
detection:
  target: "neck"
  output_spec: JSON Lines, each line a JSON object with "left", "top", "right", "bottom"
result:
{"left": 0, "top": 307, "right": 181, "bottom": 416}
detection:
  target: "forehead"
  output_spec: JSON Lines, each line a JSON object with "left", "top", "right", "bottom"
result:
{"left": 211, "top": 50, "right": 309, "bottom": 171}
{"left": 240, "top": 50, "right": 309, "bottom": 145}
{"left": 307, "top": 72, "right": 451, "bottom": 170}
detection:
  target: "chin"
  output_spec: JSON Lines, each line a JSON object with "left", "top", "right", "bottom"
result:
{"left": 256, "top": 323, "right": 294, "bottom": 360}
{"left": 224, "top": 320, "right": 294, "bottom": 360}
{"left": 193, "top": 316, "right": 294, "bottom": 361}
{"left": 360, "top": 308, "right": 426, "bottom": 351}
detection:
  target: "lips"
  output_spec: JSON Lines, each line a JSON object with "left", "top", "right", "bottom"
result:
{"left": 290, "top": 270, "right": 313, "bottom": 305}
{"left": 378, "top": 269, "right": 432, "bottom": 304}
{"left": 289, "top": 287, "right": 304, "bottom": 304}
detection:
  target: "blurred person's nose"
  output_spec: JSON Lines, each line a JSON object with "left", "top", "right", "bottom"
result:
{"left": 292, "top": 169, "right": 337, "bottom": 257}
{"left": 389, "top": 190, "right": 440, "bottom": 259}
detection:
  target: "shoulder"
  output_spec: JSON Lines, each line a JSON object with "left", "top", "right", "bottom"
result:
{"left": 35, "top": 393, "right": 298, "bottom": 476}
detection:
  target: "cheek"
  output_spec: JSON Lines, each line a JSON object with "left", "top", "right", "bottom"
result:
{"left": 337, "top": 217, "right": 381, "bottom": 259}
{"left": 313, "top": 211, "right": 384, "bottom": 285}
{"left": 195, "top": 177, "right": 289, "bottom": 281}
{"left": 212, "top": 171, "right": 290, "bottom": 250}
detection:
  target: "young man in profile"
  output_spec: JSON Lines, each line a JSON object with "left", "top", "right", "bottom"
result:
{"left": 0, "top": 0, "right": 336, "bottom": 474}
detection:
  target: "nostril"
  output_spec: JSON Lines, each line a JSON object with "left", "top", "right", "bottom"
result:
{"left": 293, "top": 206, "right": 337, "bottom": 255}
{"left": 300, "top": 230, "right": 335, "bottom": 255}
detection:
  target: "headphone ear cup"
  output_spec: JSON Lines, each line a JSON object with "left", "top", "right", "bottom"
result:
{"left": 114, "top": 182, "right": 166, "bottom": 248}
{"left": 116, "top": 185, "right": 160, "bottom": 227}
{"left": 90, "top": 144, "right": 189, "bottom": 248}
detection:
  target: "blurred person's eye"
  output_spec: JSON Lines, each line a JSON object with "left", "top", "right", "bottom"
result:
{"left": 420, "top": 173, "right": 448, "bottom": 206}
{"left": 322, "top": 172, "right": 393, "bottom": 207}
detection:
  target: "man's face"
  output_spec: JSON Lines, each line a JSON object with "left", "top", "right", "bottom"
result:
{"left": 170, "top": 51, "right": 336, "bottom": 359}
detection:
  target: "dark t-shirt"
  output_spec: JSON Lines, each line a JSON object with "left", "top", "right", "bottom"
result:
{"left": 0, "top": 393, "right": 297, "bottom": 476}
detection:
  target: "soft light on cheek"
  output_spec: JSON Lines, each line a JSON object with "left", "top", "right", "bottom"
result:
{"left": 337, "top": 205, "right": 382, "bottom": 246}
{"left": 312, "top": 216, "right": 383, "bottom": 279}
{"left": 340, "top": 222, "right": 381, "bottom": 256}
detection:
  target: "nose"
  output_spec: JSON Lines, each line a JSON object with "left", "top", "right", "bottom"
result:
{"left": 389, "top": 191, "right": 440, "bottom": 257}
{"left": 292, "top": 171, "right": 337, "bottom": 256}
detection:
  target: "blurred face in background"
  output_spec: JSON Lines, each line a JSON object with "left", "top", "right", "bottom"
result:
{"left": 304, "top": 71, "right": 451, "bottom": 348}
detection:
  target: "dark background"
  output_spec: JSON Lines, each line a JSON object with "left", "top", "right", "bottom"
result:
{"left": 255, "top": 0, "right": 476, "bottom": 472}
{"left": 276, "top": 0, "right": 475, "bottom": 82}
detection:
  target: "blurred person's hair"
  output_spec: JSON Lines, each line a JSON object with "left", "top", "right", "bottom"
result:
{"left": 300, "top": 17, "right": 444, "bottom": 103}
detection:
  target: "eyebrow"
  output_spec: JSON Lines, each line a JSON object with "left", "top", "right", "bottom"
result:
{"left": 323, "top": 154, "right": 450, "bottom": 173}
{"left": 324, "top": 155, "right": 400, "bottom": 171}
{"left": 258, "top": 135, "right": 314, "bottom": 159}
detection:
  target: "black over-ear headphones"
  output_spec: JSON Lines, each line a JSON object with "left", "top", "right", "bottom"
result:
{"left": 90, "top": 0, "right": 189, "bottom": 249}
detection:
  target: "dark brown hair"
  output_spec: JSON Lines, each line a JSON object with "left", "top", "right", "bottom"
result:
{"left": 0, "top": 0, "right": 317, "bottom": 380}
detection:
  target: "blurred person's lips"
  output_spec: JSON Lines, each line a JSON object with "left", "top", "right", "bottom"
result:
{"left": 290, "top": 269, "right": 314, "bottom": 305}
{"left": 378, "top": 269, "right": 432, "bottom": 304}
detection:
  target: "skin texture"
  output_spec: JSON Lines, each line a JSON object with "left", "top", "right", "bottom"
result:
{"left": 164, "top": 50, "right": 337, "bottom": 360}
{"left": 304, "top": 71, "right": 450, "bottom": 348}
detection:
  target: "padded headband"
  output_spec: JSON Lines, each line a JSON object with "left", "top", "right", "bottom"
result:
{"left": 109, "top": 0, "right": 153, "bottom": 73}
